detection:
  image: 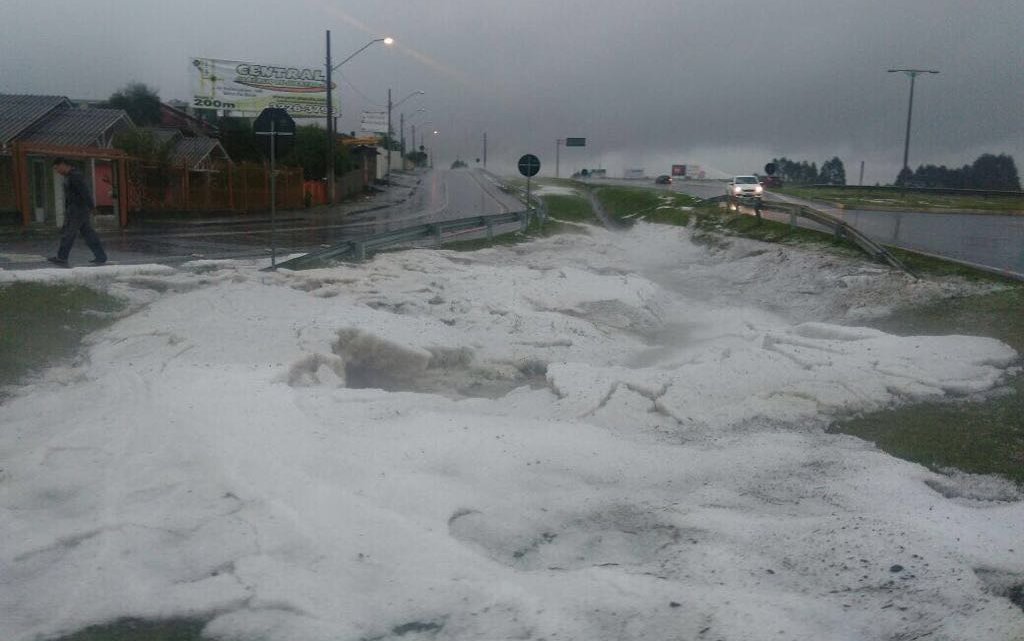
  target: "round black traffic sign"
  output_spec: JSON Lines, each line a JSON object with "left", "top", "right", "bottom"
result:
{"left": 254, "top": 108, "right": 297, "bottom": 158}
{"left": 764, "top": 162, "right": 777, "bottom": 176}
{"left": 518, "top": 153, "right": 541, "bottom": 177}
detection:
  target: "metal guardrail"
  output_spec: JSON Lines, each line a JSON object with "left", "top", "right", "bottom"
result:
{"left": 731, "top": 197, "right": 916, "bottom": 278}
{"left": 270, "top": 208, "right": 541, "bottom": 271}
{"left": 270, "top": 176, "right": 914, "bottom": 278}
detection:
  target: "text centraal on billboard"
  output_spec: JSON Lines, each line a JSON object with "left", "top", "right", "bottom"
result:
{"left": 234, "top": 65, "right": 326, "bottom": 82}
{"left": 191, "top": 58, "right": 333, "bottom": 118}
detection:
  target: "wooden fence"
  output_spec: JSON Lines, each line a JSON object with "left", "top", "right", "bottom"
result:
{"left": 126, "top": 160, "right": 306, "bottom": 214}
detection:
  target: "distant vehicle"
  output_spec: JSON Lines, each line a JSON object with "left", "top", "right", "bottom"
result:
{"left": 655, "top": 175, "right": 672, "bottom": 185}
{"left": 761, "top": 175, "right": 782, "bottom": 188}
{"left": 727, "top": 175, "right": 764, "bottom": 200}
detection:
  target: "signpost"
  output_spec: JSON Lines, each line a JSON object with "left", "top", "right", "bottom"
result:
{"left": 555, "top": 137, "right": 585, "bottom": 178}
{"left": 360, "top": 111, "right": 387, "bottom": 134}
{"left": 254, "top": 108, "right": 296, "bottom": 268}
{"left": 518, "top": 153, "right": 541, "bottom": 223}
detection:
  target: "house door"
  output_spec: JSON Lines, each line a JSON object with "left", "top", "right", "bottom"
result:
{"left": 30, "top": 159, "right": 48, "bottom": 223}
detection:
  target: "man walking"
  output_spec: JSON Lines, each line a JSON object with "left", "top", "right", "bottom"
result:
{"left": 47, "top": 157, "right": 107, "bottom": 267}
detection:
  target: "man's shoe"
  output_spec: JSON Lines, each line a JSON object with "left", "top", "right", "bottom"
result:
{"left": 46, "top": 257, "right": 70, "bottom": 268}
{"left": 89, "top": 258, "right": 107, "bottom": 265}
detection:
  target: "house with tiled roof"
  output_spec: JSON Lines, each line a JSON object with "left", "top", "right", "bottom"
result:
{"left": 0, "top": 94, "right": 133, "bottom": 226}
{"left": 18, "top": 107, "right": 132, "bottom": 148}
{"left": 0, "top": 95, "right": 72, "bottom": 151}
{"left": 143, "top": 127, "right": 231, "bottom": 171}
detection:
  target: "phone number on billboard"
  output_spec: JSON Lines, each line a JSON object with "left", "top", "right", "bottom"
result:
{"left": 273, "top": 103, "right": 326, "bottom": 115}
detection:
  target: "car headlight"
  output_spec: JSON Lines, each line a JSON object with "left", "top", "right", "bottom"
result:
{"left": 733, "top": 186, "right": 742, "bottom": 194}
{"left": 755, "top": 185, "right": 763, "bottom": 194}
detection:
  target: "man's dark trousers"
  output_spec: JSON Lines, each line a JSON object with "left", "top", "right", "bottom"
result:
{"left": 57, "top": 167, "right": 107, "bottom": 263}
{"left": 57, "top": 212, "right": 106, "bottom": 262}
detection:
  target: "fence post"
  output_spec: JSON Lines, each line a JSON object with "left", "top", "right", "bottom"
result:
{"left": 486, "top": 218, "right": 494, "bottom": 240}
{"left": 354, "top": 241, "right": 365, "bottom": 261}
{"left": 228, "top": 164, "right": 235, "bottom": 211}
{"left": 789, "top": 206, "right": 797, "bottom": 229}
{"left": 434, "top": 224, "right": 443, "bottom": 245}
{"left": 182, "top": 164, "right": 190, "bottom": 210}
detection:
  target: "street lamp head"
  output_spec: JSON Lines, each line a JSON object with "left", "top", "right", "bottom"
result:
{"left": 383, "top": 37, "right": 394, "bottom": 45}
{"left": 888, "top": 68, "right": 940, "bottom": 76}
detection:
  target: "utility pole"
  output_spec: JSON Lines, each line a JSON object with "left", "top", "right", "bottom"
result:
{"left": 888, "top": 68, "right": 939, "bottom": 180}
{"left": 325, "top": 30, "right": 334, "bottom": 205}
{"left": 386, "top": 88, "right": 392, "bottom": 186}
{"left": 859, "top": 160, "right": 865, "bottom": 186}
{"left": 555, "top": 139, "right": 563, "bottom": 178}
{"left": 483, "top": 132, "right": 487, "bottom": 168}
{"left": 400, "top": 112, "right": 405, "bottom": 161}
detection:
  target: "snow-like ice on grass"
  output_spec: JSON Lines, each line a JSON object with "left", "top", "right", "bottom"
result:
{"left": 1, "top": 223, "right": 1022, "bottom": 641}
{"left": 534, "top": 184, "right": 579, "bottom": 197}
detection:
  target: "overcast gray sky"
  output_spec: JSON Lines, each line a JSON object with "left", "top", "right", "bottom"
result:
{"left": 2, "top": 0, "right": 1021, "bottom": 182}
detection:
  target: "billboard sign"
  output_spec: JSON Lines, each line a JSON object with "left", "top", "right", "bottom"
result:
{"left": 191, "top": 58, "right": 331, "bottom": 117}
{"left": 360, "top": 111, "right": 388, "bottom": 134}
{"left": 671, "top": 164, "right": 686, "bottom": 176}
{"left": 565, "top": 137, "right": 586, "bottom": 147}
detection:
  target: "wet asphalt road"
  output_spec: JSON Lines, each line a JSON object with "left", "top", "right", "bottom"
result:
{"left": 0, "top": 169, "right": 524, "bottom": 270}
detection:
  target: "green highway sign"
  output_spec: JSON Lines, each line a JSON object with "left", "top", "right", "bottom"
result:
{"left": 565, "top": 137, "right": 586, "bottom": 147}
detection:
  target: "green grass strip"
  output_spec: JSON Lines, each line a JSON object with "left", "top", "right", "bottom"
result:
{"left": 0, "top": 282, "right": 122, "bottom": 392}
{"left": 836, "top": 287, "right": 1024, "bottom": 484}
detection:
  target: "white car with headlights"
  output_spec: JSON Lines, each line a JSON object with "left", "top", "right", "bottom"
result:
{"left": 727, "top": 175, "right": 764, "bottom": 201}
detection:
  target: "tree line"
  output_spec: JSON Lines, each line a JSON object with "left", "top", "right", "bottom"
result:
{"left": 896, "top": 154, "right": 1020, "bottom": 190}
{"left": 769, "top": 157, "right": 847, "bottom": 185}
{"left": 770, "top": 153, "right": 1020, "bottom": 190}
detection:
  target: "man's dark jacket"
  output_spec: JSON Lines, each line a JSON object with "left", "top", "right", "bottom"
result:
{"left": 64, "top": 168, "right": 95, "bottom": 217}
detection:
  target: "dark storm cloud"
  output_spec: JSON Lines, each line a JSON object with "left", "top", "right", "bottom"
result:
{"left": 2, "top": 0, "right": 1020, "bottom": 181}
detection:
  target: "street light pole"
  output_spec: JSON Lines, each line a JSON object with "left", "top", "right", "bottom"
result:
{"left": 888, "top": 68, "right": 939, "bottom": 180}
{"left": 386, "top": 90, "right": 425, "bottom": 185}
{"left": 386, "top": 88, "right": 392, "bottom": 186}
{"left": 324, "top": 35, "right": 393, "bottom": 204}
{"left": 325, "top": 31, "right": 335, "bottom": 205}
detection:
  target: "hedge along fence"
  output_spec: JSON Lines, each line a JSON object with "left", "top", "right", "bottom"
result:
{"left": 125, "top": 160, "right": 306, "bottom": 215}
